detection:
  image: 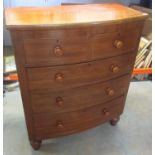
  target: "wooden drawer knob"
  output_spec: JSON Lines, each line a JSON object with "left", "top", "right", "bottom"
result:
{"left": 57, "top": 121, "right": 64, "bottom": 129}
{"left": 103, "top": 108, "right": 110, "bottom": 116}
{"left": 114, "top": 40, "right": 123, "bottom": 49}
{"left": 106, "top": 88, "right": 114, "bottom": 96}
{"left": 56, "top": 97, "right": 64, "bottom": 107}
{"left": 54, "top": 46, "right": 63, "bottom": 56}
{"left": 111, "top": 65, "right": 119, "bottom": 73}
{"left": 55, "top": 73, "right": 64, "bottom": 82}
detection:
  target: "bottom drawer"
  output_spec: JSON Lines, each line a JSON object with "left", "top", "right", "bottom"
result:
{"left": 33, "top": 96, "right": 125, "bottom": 139}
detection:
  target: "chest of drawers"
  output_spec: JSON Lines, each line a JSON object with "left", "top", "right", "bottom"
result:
{"left": 5, "top": 4, "right": 147, "bottom": 150}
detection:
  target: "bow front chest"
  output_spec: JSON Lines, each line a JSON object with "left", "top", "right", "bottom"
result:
{"left": 5, "top": 3, "right": 147, "bottom": 150}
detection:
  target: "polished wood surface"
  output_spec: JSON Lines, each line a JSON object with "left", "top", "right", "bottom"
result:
{"left": 33, "top": 96, "right": 125, "bottom": 139}
{"left": 5, "top": 3, "right": 148, "bottom": 29}
{"left": 23, "top": 23, "right": 141, "bottom": 66}
{"left": 23, "top": 37, "right": 90, "bottom": 66}
{"left": 27, "top": 53, "right": 133, "bottom": 92}
{"left": 6, "top": 4, "right": 146, "bottom": 150}
{"left": 30, "top": 75, "right": 130, "bottom": 114}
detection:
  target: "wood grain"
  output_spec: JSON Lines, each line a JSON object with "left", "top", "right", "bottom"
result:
{"left": 10, "top": 31, "right": 35, "bottom": 142}
{"left": 33, "top": 96, "right": 125, "bottom": 139}
{"left": 23, "top": 38, "right": 91, "bottom": 66}
{"left": 30, "top": 74, "right": 130, "bottom": 114}
{"left": 27, "top": 53, "right": 133, "bottom": 92}
{"left": 23, "top": 25, "right": 141, "bottom": 66}
{"left": 5, "top": 4, "right": 148, "bottom": 29}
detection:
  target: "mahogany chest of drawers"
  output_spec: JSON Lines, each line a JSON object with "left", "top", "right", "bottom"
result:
{"left": 5, "top": 4, "right": 147, "bottom": 150}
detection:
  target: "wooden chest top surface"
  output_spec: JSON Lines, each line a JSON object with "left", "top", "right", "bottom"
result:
{"left": 5, "top": 3, "right": 147, "bottom": 29}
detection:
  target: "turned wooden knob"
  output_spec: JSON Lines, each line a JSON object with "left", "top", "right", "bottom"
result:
{"left": 54, "top": 46, "right": 63, "bottom": 56}
{"left": 55, "top": 73, "right": 64, "bottom": 82}
{"left": 103, "top": 108, "right": 110, "bottom": 116}
{"left": 111, "top": 65, "right": 119, "bottom": 73}
{"left": 114, "top": 40, "right": 123, "bottom": 49}
{"left": 106, "top": 88, "right": 114, "bottom": 96}
{"left": 57, "top": 121, "right": 64, "bottom": 129}
{"left": 56, "top": 97, "right": 64, "bottom": 107}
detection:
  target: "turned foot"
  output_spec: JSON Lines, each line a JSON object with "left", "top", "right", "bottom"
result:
{"left": 110, "top": 116, "right": 120, "bottom": 126}
{"left": 30, "top": 140, "right": 42, "bottom": 150}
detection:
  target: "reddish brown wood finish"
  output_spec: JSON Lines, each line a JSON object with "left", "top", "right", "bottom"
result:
{"left": 5, "top": 4, "right": 147, "bottom": 150}
{"left": 27, "top": 53, "right": 134, "bottom": 92}
{"left": 33, "top": 96, "right": 125, "bottom": 139}
{"left": 30, "top": 75, "right": 130, "bottom": 114}
{"left": 5, "top": 4, "right": 147, "bottom": 28}
{"left": 22, "top": 21, "right": 142, "bottom": 66}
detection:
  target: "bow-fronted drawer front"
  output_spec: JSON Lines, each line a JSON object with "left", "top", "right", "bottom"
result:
{"left": 33, "top": 96, "right": 125, "bottom": 139}
{"left": 27, "top": 53, "right": 134, "bottom": 92}
{"left": 30, "top": 75, "right": 130, "bottom": 114}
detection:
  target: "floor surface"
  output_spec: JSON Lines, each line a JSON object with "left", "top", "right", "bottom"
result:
{"left": 3, "top": 81, "right": 152, "bottom": 155}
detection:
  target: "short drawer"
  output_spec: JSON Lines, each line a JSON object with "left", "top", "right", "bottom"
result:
{"left": 24, "top": 38, "right": 91, "bottom": 66}
{"left": 27, "top": 53, "right": 134, "bottom": 92}
{"left": 30, "top": 75, "right": 130, "bottom": 114}
{"left": 33, "top": 96, "right": 124, "bottom": 139}
{"left": 91, "top": 28, "right": 140, "bottom": 60}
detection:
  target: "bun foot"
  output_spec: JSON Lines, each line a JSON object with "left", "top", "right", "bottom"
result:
{"left": 110, "top": 116, "right": 120, "bottom": 126}
{"left": 30, "top": 140, "right": 42, "bottom": 150}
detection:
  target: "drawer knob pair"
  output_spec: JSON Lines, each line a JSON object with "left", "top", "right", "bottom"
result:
{"left": 55, "top": 73, "right": 64, "bottom": 82}
{"left": 57, "top": 121, "right": 64, "bottom": 129}
{"left": 103, "top": 108, "right": 110, "bottom": 116}
{"left": 111, "top": 65, "right": 119, "bottom": 73}
{"left": 56, "top": 97, "right": 64, "bottom": 107}
{"left": 114, "top": 40, "right": 123, "bottom": 49}
{"left": 54, "top": 46, "right": 63, "bottom": 56}
{"left": 106, "top": 87, "right": 114, "bottom": 96}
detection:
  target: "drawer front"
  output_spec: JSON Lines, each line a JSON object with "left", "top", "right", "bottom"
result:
{"left": 24, "top": 38, "right": 91, "bottom": 66}
{"left": 92, "top": 29, "right": 140, "bottom": 60}
{"left": 33, "top": 96, "right": 124, "bottom": 139}
{"left": 27, "top": 53, "right": 134, "bottom": 92}
{"left": 30, "top": 75, "right": 130, "bottom": 114}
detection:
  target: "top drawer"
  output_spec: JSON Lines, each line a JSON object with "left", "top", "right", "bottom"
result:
{"left": 91, "top": 29, "right": 140, "bottom": 60}
{"left": 23, "top": 38, "right": 91, "bottom": 66}
{"left": 22, "top": 22, "right": 142, "bottom": 67}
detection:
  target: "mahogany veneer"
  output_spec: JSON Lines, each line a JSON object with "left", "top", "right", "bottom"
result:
{"left": 5, "top": 3, "right": 147, "bottom": 150}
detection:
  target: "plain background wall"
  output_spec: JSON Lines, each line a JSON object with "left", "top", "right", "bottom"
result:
{"left": 3, "top": 0, "right": 140, "bottom": 46}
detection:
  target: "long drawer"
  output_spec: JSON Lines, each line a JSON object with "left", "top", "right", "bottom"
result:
{"left": 33, "top": 96, "right": 125, "bottom": 139}
{"left": 23, "top": 25, "right": 140, "bottom": 66}
{"left": 27, "top": 53, "right": 134, "bottom": 92}
{"left": 30, "top": 75, "right": 130, "bottom": 114}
